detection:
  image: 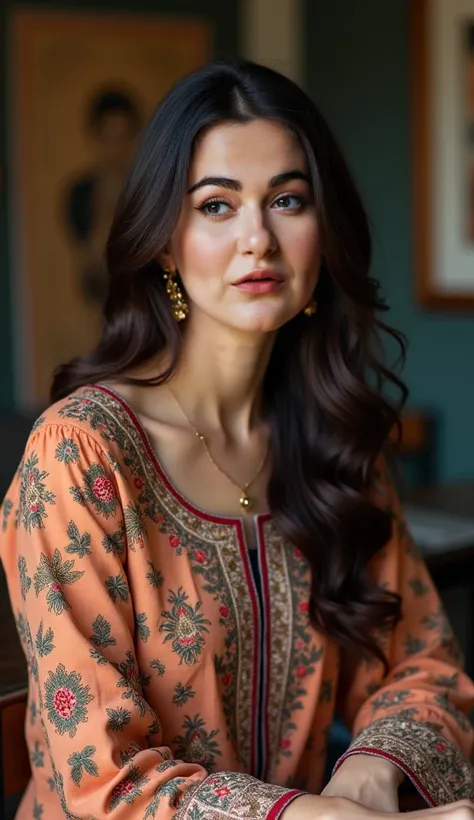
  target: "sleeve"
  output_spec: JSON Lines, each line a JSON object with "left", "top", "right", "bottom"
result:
{"left": 10, "top": 423, "right": 302, "bottom": 820}
{"left": 334, "top": 462, "right": 474, "bottom": 807}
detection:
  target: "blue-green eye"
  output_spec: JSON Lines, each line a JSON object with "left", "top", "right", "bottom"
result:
{"left": 273, "top": 194, "right": 305, "bottom": 210}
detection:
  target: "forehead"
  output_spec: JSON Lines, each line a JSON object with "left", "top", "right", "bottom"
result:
{"left": 190, "top": 119, "right": 308, "bottom": 182}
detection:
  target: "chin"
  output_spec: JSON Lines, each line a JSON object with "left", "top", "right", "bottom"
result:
{"left": 228, "top": 310, "right": 295, "bottom": 335}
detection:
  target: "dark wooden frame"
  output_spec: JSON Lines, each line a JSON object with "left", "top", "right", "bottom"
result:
{"left": 412, "top": 0, "right": 474, "bottom": 309}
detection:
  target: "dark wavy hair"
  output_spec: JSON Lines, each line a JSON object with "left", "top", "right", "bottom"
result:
{"left": 52, "top": 58, "right": 407, "bottom": 669}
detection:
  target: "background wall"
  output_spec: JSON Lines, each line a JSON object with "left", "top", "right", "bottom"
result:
{"left": 0, "top": 0, "right": 238, "bottom": 412}
{"left": 306, "top": 0, "right": 474, "bottom": 481}
{"left": 1, "top": 0, "right": 473, "bottom": 481}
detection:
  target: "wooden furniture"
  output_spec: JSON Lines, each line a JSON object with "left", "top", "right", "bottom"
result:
{"left": 393, "top": 409, "right": 436, "bottom": 486}
{"left": 0, "top": 688, "right": 29, "bottom": 820}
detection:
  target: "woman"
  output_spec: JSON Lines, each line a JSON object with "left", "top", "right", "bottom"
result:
{"left": 1, "top": 59, "right": 473, "bottom": 820}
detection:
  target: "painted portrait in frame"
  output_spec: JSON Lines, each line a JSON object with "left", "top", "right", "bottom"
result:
{"left": 10, "top": 10, "right": 211, "bottom": 406}
{"left": 413, "top": 0, "right": 474, "bottom": 309}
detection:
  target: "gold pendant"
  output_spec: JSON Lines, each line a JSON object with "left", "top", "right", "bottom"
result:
{"left": 239, "top": 493, "right": 251, "bottom": 512}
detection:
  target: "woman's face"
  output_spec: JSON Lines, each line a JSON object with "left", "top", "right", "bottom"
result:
{"left": 161, "top": 118, "right": 322, "bottom": 335}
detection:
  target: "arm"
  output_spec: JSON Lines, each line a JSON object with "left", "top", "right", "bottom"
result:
{"left": 3, "top": 422, "right": 302, "bottom": 819}
{"left": 332, "top": 464, "right": 474, "bottom": 807}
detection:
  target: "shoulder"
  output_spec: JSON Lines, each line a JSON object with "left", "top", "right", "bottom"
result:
{"left": 22, "top": 385, "right": 137, "bottom": 472}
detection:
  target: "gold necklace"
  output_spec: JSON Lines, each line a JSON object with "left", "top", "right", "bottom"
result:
{"left": 169, "top": 387, "right": 269, "bottom": 513}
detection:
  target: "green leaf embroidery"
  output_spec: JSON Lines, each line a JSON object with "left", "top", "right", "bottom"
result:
{"left": 173, "top": 683, "right": 195, "bottom": 707}
{"left": 409, "top": 577, "right": 430, "bottom": 597}
{"left": 105, "top": 574, "right": 129, "bottom": 603}
{"left": 1, "top": 498, "right": 13, "bottom": 532}
{"left": 30, "top": 740, "right": 44, "bottom": 768}
{"left": 124, "top": 502, "right": 145, "bottom": 551}
{"left": 135, "top": 612, "right": 151, "bottom": 642}
{"left": 18, "top": 555, "right": 32, "bottom": 600}
{"left": 34, "top": 549, "right": 84, "bottom": 592}
{"left": 90, "top": 615, "right": 116, "bottom": 648}
{"left": 33, "top": 798, "right": 44, "bottom": 819}
{"left": 102, "top": 524, "right": 126, "bottom": 556}
{"left": 67, "top": 746, "right": 99, "bottom": 787}
{"left": 146, "top": 561, "right": 164, "bottom": 589}
{"left": 106, "top": 707, "right": 132, "bottom": 732}
{"left": 150, "top": 659, "right": 166, "bottom": 677}
{"left": 35, "top": 620, "right": 55, "bottom": 657}
{"left": 54, "top": 439, "right": 80, "bottom": 464}
{"left": 65, "top": 521, "right": 92, "bottom": 558}
{"left": 89, "top": 648, "right": 108, "bottom": 665}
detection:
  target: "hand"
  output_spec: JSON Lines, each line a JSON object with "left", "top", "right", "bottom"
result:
{"left": 281, "top": 795, "right": 474, "bottom": 819}
{"left": 321, "top": 753, "right": 403, "bottom": 812}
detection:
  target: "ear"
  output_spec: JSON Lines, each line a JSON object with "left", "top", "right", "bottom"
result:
{"left": 157, "top": 247, "right": 175, "bottom": 272}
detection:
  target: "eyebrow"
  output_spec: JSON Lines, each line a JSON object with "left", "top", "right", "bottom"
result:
{"left": 187, "top": 169, "right": 311, "bottom": 194}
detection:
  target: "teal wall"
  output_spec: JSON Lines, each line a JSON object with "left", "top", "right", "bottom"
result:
{"left": 0, "top": 0, "right": 238, "bottom": 411}
{"left": 2, "top": 0, "right": 473, "bottom": 480}
{"left": 306, "top": 0, "right": 474, "bottom": 481}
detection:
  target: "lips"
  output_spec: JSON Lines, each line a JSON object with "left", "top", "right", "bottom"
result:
{"left": 233, "top": 269, "right": 284, "bottom": 285}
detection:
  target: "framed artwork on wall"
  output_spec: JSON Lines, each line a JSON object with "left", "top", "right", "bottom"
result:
{"left": 10, "top": 10, "right": 211, "bottom": 407}
{"left": 413, "top": 0, "right": 474, "bottom": 309}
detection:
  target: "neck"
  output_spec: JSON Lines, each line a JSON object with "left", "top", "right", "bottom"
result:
{"left": 169, "top": 313, "right": 276, "bottom": 442}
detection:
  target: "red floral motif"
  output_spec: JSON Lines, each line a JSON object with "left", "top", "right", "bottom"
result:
{"left": 92, "top": 476, "right": 115, "bottom": 503}
{"left": 194, "top": 550, "right": 206, "bottom": 564}
{"left": 296, "top": 639, "right": 305, "bottom": 650}
{"left": 436, "top": 742, "right": 446, "bottom": 752}
{"left": 30, "top": 503, "right": 39, "bottom": 512}
{"left": 53, "top": 687, "right": 77, "bottom": 719}
{"left": 298, "top": 601, "right": 309, "bottom": 613}
{"left": 134, "top": 476, "right": 143, "bottom": 490}
{"left": 215, "top": 786, "right": 231, "bottom": 798}
{"left": 296, "top": 665, "right": 307, "bottom": 679}
{"left": 169, "top": 536, "right": 181, "bottom": 549}
{"left": 51, "top": 583, "right": 61, "bottom": 592}
{"left": 222, "top": 673, "right": 231, "bottom": 687}
{"left": 112, "top": 779, "right": 135, "bottom": 798}
{"left": 280, "top": 738, "right": 291, "bottom": 750}
{"left": 219, "top": 605, "right": 230, "bottom": 618}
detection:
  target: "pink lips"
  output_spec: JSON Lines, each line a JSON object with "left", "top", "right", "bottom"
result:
{"left": 232, "top": 269, "right": 284, "bottom": 295}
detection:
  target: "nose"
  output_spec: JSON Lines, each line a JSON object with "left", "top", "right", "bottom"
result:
{"left": 236, "top": 207, "right": 278, "bottom": 258}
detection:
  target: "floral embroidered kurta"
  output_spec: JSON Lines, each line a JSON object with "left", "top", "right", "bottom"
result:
{"left": 1, "top": 385, "right": 474, "bottom": 820}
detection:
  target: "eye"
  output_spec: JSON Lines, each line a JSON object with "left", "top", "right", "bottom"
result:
{"left": 272, "top": 194, "right": 306, "bottom": 211}
{"left": 196, "top": 198, "right": 233, "bottom": 218}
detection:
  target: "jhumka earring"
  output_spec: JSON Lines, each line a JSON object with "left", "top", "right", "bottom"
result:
{"left": 303, "top": 298, "right": 318, "bottom": 317}
{"left": 163, "top": 268, "right": 189, "bottom": 322}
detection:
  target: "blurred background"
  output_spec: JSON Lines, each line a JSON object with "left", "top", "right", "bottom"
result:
{"left": 0, "top": 1, "right": 473, "bottom": 816}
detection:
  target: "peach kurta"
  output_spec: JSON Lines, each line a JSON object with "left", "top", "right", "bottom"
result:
{"left": 1, "top": 384, "right": 473, "bottom": 819}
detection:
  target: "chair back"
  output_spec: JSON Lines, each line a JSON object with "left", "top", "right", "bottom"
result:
{"left": 0, "top": 688, "right": 30, "bottom": 819}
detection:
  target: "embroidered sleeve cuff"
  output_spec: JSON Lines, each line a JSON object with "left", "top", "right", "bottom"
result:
{"left": 176, "top": 771, "right": 303, "bottom": 819}
{"left": 333, "top": 716, "right": 474, "bottom": 807}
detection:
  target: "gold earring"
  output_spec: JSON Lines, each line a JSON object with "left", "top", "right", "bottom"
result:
{"left": 304, "top": 298, "right": 317, "bottom": 317}
{"left": 163, "top": 268, "right": 189, "bottom": 322}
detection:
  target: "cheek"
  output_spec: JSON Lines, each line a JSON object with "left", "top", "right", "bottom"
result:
{"left": 277, "top": 214, "right": 321, "bottom": 261}
{"left": 173, "top": 221, "right": 234, "bottom": 275}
